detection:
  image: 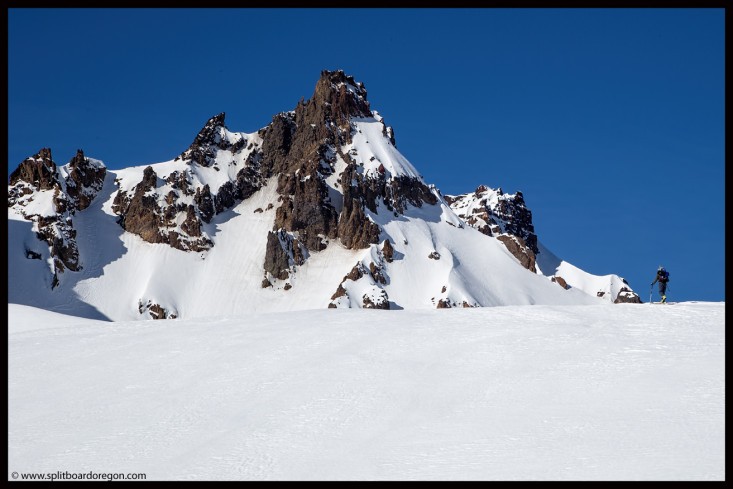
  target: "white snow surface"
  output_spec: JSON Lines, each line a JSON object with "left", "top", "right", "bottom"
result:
{"left": 534, "top": 240, "right": 631, "bottom": 302}
{"left": 8, "top": 302, "right": 724, "bottom": 481}
{"left": 346, "top": 116, "right": 423, "bottom": 180}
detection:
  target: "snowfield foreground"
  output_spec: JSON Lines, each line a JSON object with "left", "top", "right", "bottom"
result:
{"left": 8, "top": 302, "right": 724, "bottom": 481}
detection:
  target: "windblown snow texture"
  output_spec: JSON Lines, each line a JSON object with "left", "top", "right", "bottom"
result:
{"left": 8, "top": 302, "right": 725, "bottom": 480}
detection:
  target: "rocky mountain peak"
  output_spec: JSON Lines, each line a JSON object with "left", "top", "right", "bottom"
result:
{"left": 65, "top": 149, "right": 107, "bottom": 211}
{"left": 310, "top": 69, "right": 371, "bottom": 122}
{"left": 175, "top": 112, "right": 229, "bottom": 166}
{"left": 9, "top": 148, "right": 58, "bottom": 190}
{"left": 8, "top": 70, "right": 642, "bottom": 316}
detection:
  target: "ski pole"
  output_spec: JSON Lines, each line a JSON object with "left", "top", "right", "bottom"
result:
{"left": 649, "top": 285, "right": 653, "bottom": 305}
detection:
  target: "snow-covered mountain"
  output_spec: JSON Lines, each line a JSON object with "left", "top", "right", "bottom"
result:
{"left": 8, "top": 70, "right": 640, "bottom": 321}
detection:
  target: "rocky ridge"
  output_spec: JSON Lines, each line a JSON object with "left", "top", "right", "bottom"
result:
{"left": 110, "top": 114, "right": 267, "bottom": 252}
{"left": 446, "top": 185, "right": 641, "bottom": 304}
{"left": 8, "top": 148, "right": 105, "bottom": 288}
{"left": 446, "top": 185, "right": 538, "bottom": 273}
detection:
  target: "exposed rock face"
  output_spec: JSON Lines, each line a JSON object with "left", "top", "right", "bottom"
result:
{"left": 330, "top": 283, "right": 347, "bottom": 301}
{"left": 362, "top": 290, "right": 390, "bottom": 309}
{"left": 382, "top": 239, "right": 394, "bottom": 263}
{"left": 328, "top": 242, "right": 392, "bottom": 309}
{"left": 447, "top": 185, "right": 538, "bottom": 273}
{"left": 139, "top": 299, "right": 177, "bottom": 320}
{"left": 8, "top": 148, "right": 58, "bottom": 192}
{"left": 260, "top": 69, "right": 438, "bottom": 283}
{"left": 369, "top": 261, "right": 387, "bottom": 285}
{"left": 337, "top": 196, "right": 381, "bottom": 249}
{"left": 65, "top": 149, "right": 107, "bottom": 211}
{"left": 334, "top": 163, "right": 438, "bottom": 252}
{"left": 111, "top": 114, "right": 268, "bottom": 253}
{"left": 551, "top": 276, "right": 569, "bottom": 289}
{"left": 446, "top": 185, "right": 537, "bottom": 252}
{"left": 258, "top": 69, "right": 369, "bottom": 179}
{"left": 8, "top": 148, "right": 106, "bottom": 287}
{"left": 175, "top": 112, "right": 232, "bottom": 167}
{"left": 114, "top": 166, "right": 168, "bottom": 244}
{"left": 264, "top": 231, "right": 292, "bottom": 281}
{"left": 274, "top": 171, "right": 339, "bottom": 251}
{"left": 259, "top": 70, "right": 371, "bottom": 272}
{"left": 116, "top": 167, "right": 216, "bottom": 252}
{"left": 339, "top": 161, "right": 437, "bottom": 217}
{"left": 262, "top": 229, "right": 311, "bottom": 284}
{"left": 436, "top": 298, "right": 476, "bottom": 309}
{"left": 614, "top": 287, "right": 642, "bottom": 304}
{"left": 496, "top": 235, "right": 537, "bottom": 273}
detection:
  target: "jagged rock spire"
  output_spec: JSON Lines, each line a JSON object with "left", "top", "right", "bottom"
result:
{"left": 9, "top": 148, "right": 57, "bottom": 190}
{"left": 176, "top": 112, "right": 228, "bottom": 166}
{"left": 311, "top": 69, "right": 371, "bottom": 121}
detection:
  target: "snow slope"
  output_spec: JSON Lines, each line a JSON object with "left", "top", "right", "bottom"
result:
{"left": 8, "top": 302, "right": 724, "bottom": 481}
{"left": 534, "top": 240, "right": 633, "bottom": 301}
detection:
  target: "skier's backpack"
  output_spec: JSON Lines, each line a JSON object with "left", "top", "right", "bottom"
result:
{"left": 659, "top": 268, "right": 669, "bottom": 281}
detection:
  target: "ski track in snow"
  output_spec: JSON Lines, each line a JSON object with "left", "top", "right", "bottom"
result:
{"left": 8, "top": 302, "right": 724, "bottom": 481}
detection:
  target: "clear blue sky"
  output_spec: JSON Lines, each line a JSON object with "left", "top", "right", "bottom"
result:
{"left": 8, "top": 8, "right": 725, "bottom": 302}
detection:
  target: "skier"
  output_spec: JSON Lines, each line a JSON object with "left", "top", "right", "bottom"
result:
{"left": 651, "top": 266, "right": 670, "bottom": 303}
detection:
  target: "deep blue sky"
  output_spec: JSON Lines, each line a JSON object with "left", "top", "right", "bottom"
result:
{"left": 8, "top": 8, "right": 725, "bottom": 303}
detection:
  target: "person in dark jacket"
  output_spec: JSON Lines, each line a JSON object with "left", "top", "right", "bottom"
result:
{"left": 651, "top": 266, "right": 670, "bottom": 303}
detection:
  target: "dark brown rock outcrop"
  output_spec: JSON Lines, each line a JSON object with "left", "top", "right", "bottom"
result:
{"left": 614, "top": 287, "right": 642, "bottom": 304}
{"left": 437, "top": 299, "right": 451, "bottom": 309}
{"left": 337, "top": 197, "right": 381, "bottom": 249}
{"left": 382, "top": 239, "right": 394, "bottom": 262}
{"left": 115, "top": 166, "right": 166, "bottom": 244}
{"left": 112, "top": 147, "right": 267, "bottom": 252}
{"left": 139, "top": 299, "right": 176, "bottom": 320}
{"left": 8, "top": 148, "right": 57, "bottom": 191}
{"left": 496, "top": 235, "right": 537, "bottom": 273}
{"left": 334, "top": 162, "right": 436, "bottom": 251}
{"left": 175, "top": 112, "right": 230, "bottom": 167}
{"left": 551, "top": 276, "right": 569, "bottom": 289}
{"left": 114, "top": 166, "right": 216, "bottom": 252}
{"left": 362, "top": 290, "right": 390, "bottom": 309}
{"left": 447, "top": 186, "right": 537, "bottom": 254}
{"left": 274, "top": 171, "right": 339, "bottom": 252}
{"left": 263, "top": 231, "right": 291, "bottom": 281}
{"left": 65, "top": 149, "right": 107, "bottom": 211}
